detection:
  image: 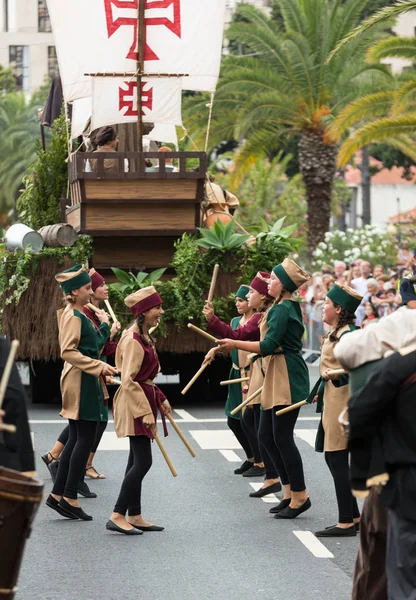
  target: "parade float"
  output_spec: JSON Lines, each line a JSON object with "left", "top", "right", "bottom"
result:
{"left": 0, "top": 0, "right": 300, "bottom": 402}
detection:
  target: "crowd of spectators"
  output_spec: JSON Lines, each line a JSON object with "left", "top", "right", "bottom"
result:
{"left": 299, "top": 258, "right": 413, "bottom": 350}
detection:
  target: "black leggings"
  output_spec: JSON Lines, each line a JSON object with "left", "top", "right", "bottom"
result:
{"left": 52, "top": 419, "right": 98, "bottom": 499}
{"left": 242, "top": 406, "right": 278, "bottom": 478}
{"left": 58, "top": 421, "right": 107, "bottom": 454}
{"left": 325, "top": 450, "right": 360, "bottom": 523}
{"left": 114, "top": 436, "right": 152, "bottom": 516}
{"left": 241, "top": 406, "right": 262, "bottom": 464}
{"left": 258, "top": 407, "right": 305, "bottom": 492}
{"left": 227, "top": 416, "right": 253, "bottom": 460}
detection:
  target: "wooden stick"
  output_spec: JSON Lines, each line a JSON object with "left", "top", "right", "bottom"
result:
{"left": 104, "top": 299, "right": 118, "bottom": 323}
{"left": 0, "top": 340, "right": 19, "bottom": 434}
{"left": 220, "top": 377, "right": 250, "bottom": 386}
{"left": 327, "top": 368, "right": 346, "bottom": 377}
{"left": 230, "top": 386, "right": 263, "bottom": 415}
{"left": 154, "top": 433, "right": 177, "bottom": 477}
{"left": 187, "top": 323, "right": 218, "bottom": 344}
{"left": 275, "top": 400, "right": 308, "bottom": 416}
{"left": 181, "top": 360, "right": 211, "bottom": 395}
{"left": 234, "top": 220, "right": 250, "bottom": 235}
{"left": 207, "top": 263, "right": 220, "bottom": 303}
{"left": 87, "top": 302, "right": 100, "bottom": 314}
{"left": 167, "top": 414, "right": 196, "bottom": 457}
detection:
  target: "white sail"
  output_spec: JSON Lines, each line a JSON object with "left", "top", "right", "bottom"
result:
{"left": 91, "top": 77, "right": 183, "bottom": 131}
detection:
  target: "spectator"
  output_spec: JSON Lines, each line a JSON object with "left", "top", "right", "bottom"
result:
{"left": 352, "top": 261, "right": 373, "bottom": 326}
{"left": 334, "top": 261, "right": 346, "bottom": 283}
{"left": 362, "top": 302, "right": 379, "bottom": 328}
{"left": 373, "top": 264, "right": 385, "bottom": 278}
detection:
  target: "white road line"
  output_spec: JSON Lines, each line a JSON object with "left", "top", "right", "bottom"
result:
{"left": 173, "top": 409, "right": 198, "bottom": 421}
{"left": 293, "top": 531, "right": 334, "bottom": 559}
{"left": 95, "top": 432, "right": 129, "bottom": 451}
{"left": 31, "top": 432, "right": 35, "bottom": 450}
{"left": 219, "top": 450, "right": 241, "bottom": 462}
{"left": 249, "top": 483, "right": 279, "bottom": 503}
{"left": 190, "top": 429, "right": 239, "bottom": 449}
{"left": 295, "top": 429, "right": 317, "bottom": 448}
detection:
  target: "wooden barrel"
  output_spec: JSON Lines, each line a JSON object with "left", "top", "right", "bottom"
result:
{"left": 39, "top": 224, "right": 77, "bottom": 248}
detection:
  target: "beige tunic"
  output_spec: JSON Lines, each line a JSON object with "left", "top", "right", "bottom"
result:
{"left": 113, "top": 330, "right": 154, "bottom": 438}
{"left": 321, "top": 325, "right": 351, "bottom": 452}
{"left": 58, "top": 305, "right": 105, "bottom": 420}
{"left": 260, "top": 316, "right": 291, "bottom": 409}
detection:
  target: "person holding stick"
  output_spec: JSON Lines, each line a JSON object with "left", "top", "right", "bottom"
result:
{"left": 47, "top": 265, "right": 117, "bottom": 521}
{"left": 308, "top": 283, "right": 362, "bottom": 537}
{"left": 107, "top": 286, "right": 172, "bottom": 535}
{"left": 218, "top": 259, "right": 311, "bottom": 518}
{"left": 204, "top": 273, "right": 281, "bottom": 498}
{"left": 42, "top": 268, "right": 121, "bottom": 487}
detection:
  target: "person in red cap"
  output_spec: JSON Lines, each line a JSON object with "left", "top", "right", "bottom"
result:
{"left": 107, "top": 286, "right": 172, "bottom": 535}
{"left": 42, "top": 268, "right": 120, "bottom": 488}
{"left": 202, "top": 272, "right": 281, "bottom": 498}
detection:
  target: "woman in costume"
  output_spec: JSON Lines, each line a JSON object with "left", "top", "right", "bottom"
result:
{"left": 46, "top": 265, "right": 117, "bottom": 521}
{"left": 203, "top": 273, "right": 281, "bottom": 498}
{"left": 310, "top": 283, "right": 362, "bottom": 537}
{"left": 219, "top": 259, "right": 311, "bottom": 518}
{"left": 107, "top": 286, "right": 172, "bottom": 536}
{"left": 42, "top": 268, "right": 120, "bottom": 486}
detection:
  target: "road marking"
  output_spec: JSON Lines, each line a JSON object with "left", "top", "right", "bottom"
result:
{"left": 293, "top": 531, "right": 334, "bottom": 558}
{"left": 249, "top": 483, "right": 280, "bottom": 503}
{"left": 173, "top": 409, "right": 198, "bottom": 421}
{"left": 295, "top": 429, "right": 317, "bottom": 448}
{"left": 31, "top": 432, "right": 35, "bottom": 449}
{"left": 28, "top": 416, "right": 320, "bottom": 425}
{"left": 190, "top": 429, "right": 239, "bottom": 449}
{"left": 96, "top": 432, "right": 129, "bottom": 451}
{"left": 219, "top": 450, "right": 241, "bottom": 462}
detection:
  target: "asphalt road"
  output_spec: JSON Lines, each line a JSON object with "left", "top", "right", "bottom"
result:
{"left": 18, "top": 401, "right": 359, "bottom": 600}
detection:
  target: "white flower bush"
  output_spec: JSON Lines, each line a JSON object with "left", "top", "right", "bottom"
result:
{"left": 312, "top": 226, "right": 398, "bottom": 269}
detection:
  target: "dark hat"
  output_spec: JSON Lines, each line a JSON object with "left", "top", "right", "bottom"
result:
{"left": 400, "top": 277, "right": 416, "bottom": 305}
{"left": 55, "top": 264, "right": 91, "bottom": 294}
{"left": 235, "top": 285, "right": 250, "bottom": 300}
{"left": 327, "top": 282, "right": 363, "bottom": 313}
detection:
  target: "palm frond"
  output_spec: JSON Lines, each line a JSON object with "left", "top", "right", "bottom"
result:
{"left": 330, "top": 91, "right": 395, "bottom": 138}
{"left": 368, "top": 36, "right": 416, "bottom": 62}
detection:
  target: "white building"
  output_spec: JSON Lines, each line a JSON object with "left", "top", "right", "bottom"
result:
{"left": 225, "top": 0, "right": 271, "bottom": 24}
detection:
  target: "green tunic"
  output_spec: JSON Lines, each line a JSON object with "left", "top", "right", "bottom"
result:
{"left": 259, "top": 300, "right": 309, "bottom": 407}
{"left": 74, "top": 309, "right": 109, "bottom": 422}
{"left": 225, "top": 317, "right": 245, "bottom": 419}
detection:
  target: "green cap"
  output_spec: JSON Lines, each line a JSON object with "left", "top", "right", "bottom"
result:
{"left": 327, "top": 282, "right": 363, "bottom": 313}
{"left": 272, "top": 258, "right": 310, "bottom": 293}
{"left": 55, "top": 264, "right": 91, "bottom": 294}
{"left": 235, "top": 285, "right": 250, "bottom": 300}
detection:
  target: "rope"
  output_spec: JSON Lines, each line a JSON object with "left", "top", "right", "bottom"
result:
{"left": 64, "top": 102, "right": 72, "bottom": 199}
{"left": 204, "top": 92, "right": 215, "bottom": 153}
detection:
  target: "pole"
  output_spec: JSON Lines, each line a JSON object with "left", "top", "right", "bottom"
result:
{"left": 137, "top": 0, "right": 145, "bottom": 153}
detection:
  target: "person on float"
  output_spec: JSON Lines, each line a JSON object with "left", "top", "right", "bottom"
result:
{"left": 218, "top": 259, "right": 311, "bottom": 518}
{"left": 42, "top": 268, "right": 121, "bottom": 485}
{"left": 46, "top": 265, "right": 117, "bottom": 521}
{"left": 308, "top": 282, "right": 362, "bottom": 537}
{"left": 203, "top": 273, "right": 281, "bottom": 497}
{"left": 107, "top": 286, "right": 172, "bottom": 536}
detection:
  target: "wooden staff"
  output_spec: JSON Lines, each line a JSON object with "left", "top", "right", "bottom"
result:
{"left": 207, "top": 263, "right": 220, "bottom": 303}
{"left": 220, "top": 377, "right": 250, "bottom": 386}
{"left": 326, "top": 368, "right": 346, "bottom": 377}
{"left": 104, "top": 299, "right": 118, "bottom": 323}
{"left": 181, "top": 360, "right": 211, "bottom": 395}
{"left": 230, "top": 386, "right": 263, "bottom": 416}
{"left": 87, "top": 302, "right": 100, "bottom": 314}
{"left": 187, "top": 323, "right": 218, "bottom": 344}
{"left": 0, "top": 340, "right": 19, "bottom": 434}
{"left": 154, "top": 433, "right": 177, "bottom": 477}
{"left": 275, "top": 399, "right": 308, "bottom": 416}
{"left": 166, "top": 414, "right": 196, "bottom": 457}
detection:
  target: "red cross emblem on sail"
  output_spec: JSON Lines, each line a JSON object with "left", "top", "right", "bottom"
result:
{"left": 104, "top": 0, "right": 181, "bottom": 62}
{"left": 119, "top": 81, "right": 153, "bottom": 117}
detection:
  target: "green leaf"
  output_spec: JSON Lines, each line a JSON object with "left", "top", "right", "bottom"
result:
{"left": 135, "top": 272, "right": 148, "bottom": 285}
{"left": 111, "top": 267, "right": 133, "bottom": 285}
{"left": 148, "top": 268, "right": 167, "bottom": 283}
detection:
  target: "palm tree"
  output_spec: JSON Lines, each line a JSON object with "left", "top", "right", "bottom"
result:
{"left": 183, "top": 1, "right": 392, "bottom": 258}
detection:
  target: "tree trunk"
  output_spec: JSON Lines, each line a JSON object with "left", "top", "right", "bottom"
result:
{"left": 299, "top": 130, "right": 337, "bottom": 261}
{"left": 361, "top": 146, "right": 371, "bottom": 226}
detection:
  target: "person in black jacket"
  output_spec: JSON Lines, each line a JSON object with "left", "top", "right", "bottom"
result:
{"left": 0, "top": 336, "right": 36, "bottom": 474}
{"left": 348, "top": 346, "right": 416, "bottom": 600}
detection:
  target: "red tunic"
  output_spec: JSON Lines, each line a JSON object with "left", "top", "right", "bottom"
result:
{"left": 207, "top": 312, "right": 262, "bottom": 341}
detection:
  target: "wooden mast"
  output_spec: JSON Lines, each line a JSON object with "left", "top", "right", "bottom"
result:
{"left": 137, "top": 0, "right": 145, "bottom": 152}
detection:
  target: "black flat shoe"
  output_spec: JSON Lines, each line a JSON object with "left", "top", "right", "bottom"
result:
{"left": 249, "top": 482, "right": 282, "bottom": 498}
{"left": 130, "top": 524, "right": 164, "bottom": 532}
{"left": 78, "top": 481, "right": 97, "bottom": 498}
{"left": 41, "top": 452, "right": 57, "bottom": 467}
{"left": 315, "top": 525, "right": 356, "bottom": 537}
{"left": 242, "top": 465, "right": 266, "bottom": 478}
{"left": 49, "top": 460, "right": 59, "bottom": 483}
{"left": 274, "top": 497, "right": 311, "bottom": 519}
{"left": 46, "top": 495, "right": 78, "bottom": 519}
{"left": 59, "top": 498, "right": 93, "bottom": 521}
{"left": 234, "top": 460, "right": 253, "bottom": 475}
{"left": 106, "top": 520, "right": 142, "bottom": 535}
{"left": 269, "top": 498, "right": 291, "bottom": 514}
{"left": 355, "top": 522, "right": 360, "bottom": 533}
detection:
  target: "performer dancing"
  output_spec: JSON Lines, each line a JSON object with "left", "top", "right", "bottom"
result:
{"left": 309, "top": 283, "right": 362, "bottom": 537}
{"left": 42, "top": 268, "right": 120, "bottom": 485}
{"left": 107, "top": 286, "right": 172, "bottom": 535}
{"left": 46, "top": 265, "right": 116, "bottom": 521}
{"left": 203, "top": 273, "right": 281, "bottom": 497}
{"left": 219, "top": 259, "right": 311, "bottom": 518}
